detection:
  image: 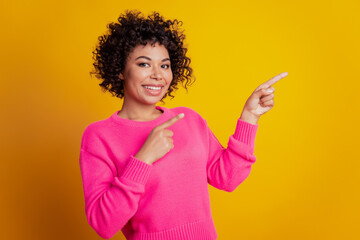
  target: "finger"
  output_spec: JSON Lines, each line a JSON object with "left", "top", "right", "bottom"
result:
{"left": 157, "top": 113, "right": 184, "bottom": 129}
{"left": 260, "top": 94, "right": 274, "bottom": 103}
{"left": 268, "top": 86, "right": 275, "bottom": 92}
{"left": 165, "top": 140, "right": 174, "bottom": 150}
{"left": 163, "top": 129, "right": 174, "bottom": 137}
{"left": 265, "top": 72, "right": 288, "bottom": 86}
{"left": 255, "top": 72, "right": 288, "bottom": 91}
{"left": 254, "top": 87, "right": 274, "bottom": 98}
{"left": 164, "top": 141, "right": 173, "bottom": 150}
{"left": 261, "top": 99, "right": 274, "bottom": 107}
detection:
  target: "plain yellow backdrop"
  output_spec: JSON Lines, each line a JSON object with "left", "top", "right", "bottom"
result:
{"left": 1, "top": 0, "right": 359, "bottom": 239}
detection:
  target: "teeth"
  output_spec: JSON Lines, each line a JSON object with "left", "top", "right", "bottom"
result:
{"left": 143, "top": 86, "right": 162, "bottom": 90}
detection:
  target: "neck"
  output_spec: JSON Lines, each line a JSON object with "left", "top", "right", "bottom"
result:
{"left": 118, "top": 98, "right": 162, "bottom": 121}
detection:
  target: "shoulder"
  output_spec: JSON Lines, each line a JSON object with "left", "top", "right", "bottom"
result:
{"left": 80, "top": 117, "right": 113, "bottom": 149}
{"left": 83, "top": 117, "right": 111, "bottom": 134}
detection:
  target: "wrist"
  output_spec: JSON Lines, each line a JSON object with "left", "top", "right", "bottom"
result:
{"left": 135, "top": 151, "right": 153, "bottom": 165}
{"left": 240, "top": 110, "right": 259, "bottom": 125}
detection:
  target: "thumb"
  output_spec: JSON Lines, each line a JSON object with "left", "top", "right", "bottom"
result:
{"left": 253, "top": 87, "right": 274, "bottom": 98}
{"left": 156, "top": 113, "right": 185, "bottom": 129}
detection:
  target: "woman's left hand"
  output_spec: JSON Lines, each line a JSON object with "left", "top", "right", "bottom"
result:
{"left": 240, "top": 72, "right": 288, "bottom": 124}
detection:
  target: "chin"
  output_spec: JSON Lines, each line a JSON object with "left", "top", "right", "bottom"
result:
{"left": 140, "top": 95, "right": 165, "bottom": 105}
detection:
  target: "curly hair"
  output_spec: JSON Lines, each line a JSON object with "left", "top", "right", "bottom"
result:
{"left": 90, "top": 9, "right": 195, "bottom": 102}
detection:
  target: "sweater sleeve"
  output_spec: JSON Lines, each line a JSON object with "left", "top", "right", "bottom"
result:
{"left": 79, "top": 143, "right": 153, "bottom": 239}
{"left": 205, "top": 118, "right": 258, "bottom": 192}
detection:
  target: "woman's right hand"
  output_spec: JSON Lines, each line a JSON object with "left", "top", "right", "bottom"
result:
{"left": 135, "top": 113, "right": 184, "bottom": 164}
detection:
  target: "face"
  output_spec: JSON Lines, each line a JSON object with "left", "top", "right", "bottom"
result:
{"left": 119, "top": 42, "right": 173, "bottom": 107}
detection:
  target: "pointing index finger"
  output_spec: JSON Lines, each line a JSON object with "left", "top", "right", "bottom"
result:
{"left": 265, "top": 72, "right": 288, "bottom": 86}
{"left": 256, "top": 72, "right": 288, "bottom": 91}
{"left": 156, "top": 113, "right": 184, "bottom": 129}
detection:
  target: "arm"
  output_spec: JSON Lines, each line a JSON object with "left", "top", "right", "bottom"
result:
{"left": 206, "top": 72, "right": 287, "bottom": 192}
{"left": 79, "top": 148, "right": 152, "bottom": 239}
{"left": 206, "top": 118, "right": 258, "bottom": 192}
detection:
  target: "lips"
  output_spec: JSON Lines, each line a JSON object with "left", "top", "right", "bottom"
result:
{"left": 142, "top": 85, "right": 164, "bottom": 96}
{"left": 142, "top": 84, "right": 164, "bottom": 88}
{"left": 143, "top": 85, "right": 162, "bottom": 90}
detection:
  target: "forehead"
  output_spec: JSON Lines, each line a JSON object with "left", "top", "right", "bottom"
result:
{"left": 128, "top": 43, "right": 170, "bottom": 60}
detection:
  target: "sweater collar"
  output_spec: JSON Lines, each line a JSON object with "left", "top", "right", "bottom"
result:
{"left": 110, "top": 105, "right": 170, "bottom": 127}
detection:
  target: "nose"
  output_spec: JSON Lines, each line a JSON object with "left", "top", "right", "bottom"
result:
{"left": 150, "top": 66, "right": 162, "bottom": 80}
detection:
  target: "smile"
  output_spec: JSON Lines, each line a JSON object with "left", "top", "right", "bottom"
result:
{"left": 142, "top": 85, "right": 163, "bottom": 90}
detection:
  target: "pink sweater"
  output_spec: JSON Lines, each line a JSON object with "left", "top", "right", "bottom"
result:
{"left": 79, "top": 105, "right": 258, "bottom": 240}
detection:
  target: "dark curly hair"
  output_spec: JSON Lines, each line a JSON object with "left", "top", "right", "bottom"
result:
{"left": 90, "top": 9, "right": 195, "bottom": 102}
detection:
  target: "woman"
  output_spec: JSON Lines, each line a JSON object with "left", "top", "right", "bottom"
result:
{"left": 79, "top": 10, "right": 288, "bottom": 240}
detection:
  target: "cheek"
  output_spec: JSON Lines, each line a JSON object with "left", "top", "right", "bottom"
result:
{"left": 126, "top": 68, "right": 148, "bottom": 83}
{"left": 165, "top": 71, "right": 173, "bottom": 83}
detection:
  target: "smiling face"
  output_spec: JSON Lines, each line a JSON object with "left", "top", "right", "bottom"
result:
{"left": 119, "top": 42, "right": 173, "bottom": 107}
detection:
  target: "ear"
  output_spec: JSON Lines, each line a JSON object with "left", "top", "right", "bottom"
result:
{"left": 119, "top": 72, "right": 124, "bottom": 80}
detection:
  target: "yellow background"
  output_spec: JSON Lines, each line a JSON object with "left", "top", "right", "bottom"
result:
{"left": 1, "top": 0, "right": 359, "bottom": 239}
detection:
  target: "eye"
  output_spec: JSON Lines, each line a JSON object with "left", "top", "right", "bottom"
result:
{"left": 161, "top": 64, "right": 170, "bottom": 69}
{"left": 138, "top": 63, "right": 149, "bottom": 67}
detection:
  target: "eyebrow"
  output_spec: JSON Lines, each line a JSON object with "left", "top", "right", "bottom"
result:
{"left": 135, "top": 56, "right": 170, "bottom": 62}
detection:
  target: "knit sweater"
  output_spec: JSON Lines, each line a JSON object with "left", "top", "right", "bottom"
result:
{"left": 79, "top": 105, "right": 258, "bottom": 240}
